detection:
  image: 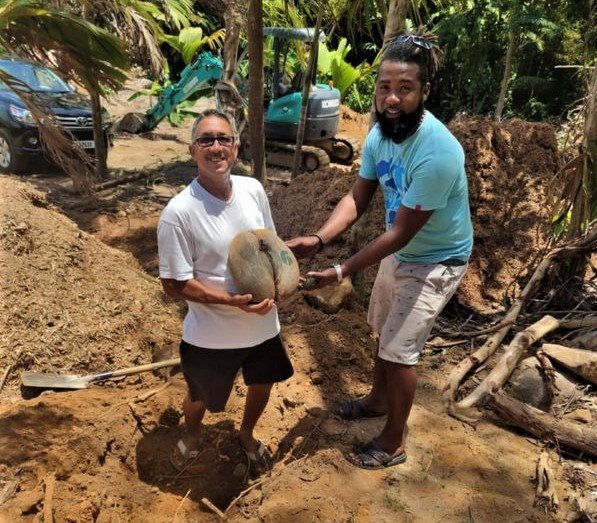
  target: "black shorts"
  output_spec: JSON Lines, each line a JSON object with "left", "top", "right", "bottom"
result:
{"left": 179, "top": 334, "right": 294, "bottom": 412}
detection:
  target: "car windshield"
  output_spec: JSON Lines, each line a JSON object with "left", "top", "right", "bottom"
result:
{"left": 0, "top": 61, "right": 71, "bottom": 93}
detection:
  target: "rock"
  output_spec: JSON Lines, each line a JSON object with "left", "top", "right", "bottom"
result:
{"left": 506, "top": 357, "right": 580, "bottom": 410}
{"left": 310, "top": 371, "right": 323, "bottom": 385}
{"left": 304, "top": 277, "right": 354, "bottom": 314}
{"left": 89, "top": 213, "right": 117, "bottom": 232}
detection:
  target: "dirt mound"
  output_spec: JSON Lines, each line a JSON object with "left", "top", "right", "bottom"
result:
{"left": 338, "top": 105, "right": 370, "bottom": 145}
{"left": 0, "top": 177, "right": 181, "bottom": 390}
{"left": 449, "top": 116, "right": 562, "bottom": 312}
{"left": 271, "top": 116, "right": 562, "bottom": 313}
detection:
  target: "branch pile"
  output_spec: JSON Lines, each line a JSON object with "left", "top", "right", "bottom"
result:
{"left": 442, "top": 223, "right": 597, "bottom": 458}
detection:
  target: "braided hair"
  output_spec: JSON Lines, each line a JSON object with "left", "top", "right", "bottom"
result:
{"left": 380, "top": 31, "right": 441, "bottom": 85}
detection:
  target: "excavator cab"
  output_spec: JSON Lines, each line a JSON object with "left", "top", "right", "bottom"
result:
{"left": 263, "top": 27, "right": 341, "bottom": 144}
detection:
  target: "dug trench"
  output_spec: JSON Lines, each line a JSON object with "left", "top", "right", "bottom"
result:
{"left": 0, "top": 106, "right": 595, "bottom": 522}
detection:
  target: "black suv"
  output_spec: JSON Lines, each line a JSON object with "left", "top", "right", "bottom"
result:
{"left": 0, "top": 57, "right": 111, "bottom": 173}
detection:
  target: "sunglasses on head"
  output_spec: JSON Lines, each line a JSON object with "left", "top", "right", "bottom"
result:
{"left": 395, "top": 34, "right": 432, "bottom": 50}
{"left": 194, "top": 135, "right": 235, "bottom": 148}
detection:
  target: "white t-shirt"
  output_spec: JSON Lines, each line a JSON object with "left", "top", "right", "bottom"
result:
{"left": 158, "top": 175, "right": 280, "bottom": 349}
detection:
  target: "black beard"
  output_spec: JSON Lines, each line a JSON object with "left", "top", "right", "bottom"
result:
{"left": 376, "top": 102, "right": 425, "bottom": 144}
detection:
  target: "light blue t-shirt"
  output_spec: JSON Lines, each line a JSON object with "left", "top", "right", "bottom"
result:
{"left": 360, "top": 111, "right": 473, "bottom": 263}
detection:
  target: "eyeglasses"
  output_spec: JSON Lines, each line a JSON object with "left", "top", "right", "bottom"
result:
{"left": 194, "top": 135, "right": 235, "bottom": 148}
{"left": 395, "top": 34, "right": 432, "bottom": 50}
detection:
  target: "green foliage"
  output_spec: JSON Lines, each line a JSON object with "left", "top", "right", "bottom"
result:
{"left": 317, "top": 38, "right": 377, "bottom": 102}
{"left": 431, "top": 0, "right": 591, "bottom": 120}
{"left": 262, "top": 0, "right": 306, "bottom": 29}
{"left": 319, "top": 0, "right": 386, "bottom": 50}
{"left": 163, "top": 26, "right": 225, "bottom": 64}
{"left": 0, "top": 0, "right": 129, "bottom": 89}
{"left": 343, "top": 72, "right": 376, "bottom": 113}
{"left": 317, "top": 39, "right": 359, "bottom": 97}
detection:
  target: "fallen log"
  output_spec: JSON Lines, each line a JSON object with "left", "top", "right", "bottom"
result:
{"left": 490, "top": 391, "right": 597, "bottom": 458}
{"left": 541, "top": 343, "right": 597, "bottom": 385}
{"left": 443, "top": 252, "right": 559, "bottom": 419}
{"left": 443, "top": 223, "right": 597, "bottom": 420}
{"left": 454, "top": 316, "right": 597, "bottom": 416}
{"left": 456, "top": 316, "right": 560, "bottom": 411}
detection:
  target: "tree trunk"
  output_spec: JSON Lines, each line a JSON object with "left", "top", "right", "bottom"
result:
{"left": 88, "top": 86, "right": 108, "bottom": 180}
{"left": 216, "top": 4, "right": 247, "bottom": 153}
{"left": 541, "top": 343, "right": 597, "bottom": 385}
{"left": 222, "top": 5, "right": 244, "bottom": 82}
{"left": 494, "top": 29, "right": 516, "bottom": 122}
{"left": 291, "top": 15, "right": 322, "bottom": 179}
{"left": 585, "top": 65, "right": 597, "bottom": 221}
{"left": 490, "top": 391, "right": 597, "bottom": 457}
{"left": 382, "top": 0, "right": 409, "bottom": 46}
{"left": 568, "top": 65, "right": 597, "bottom": 238}
{"left": 247, "top": 0, "right": 265, "bottom": 184}
{"left": 551, "top": 68, "right": 597, "bottom": 295}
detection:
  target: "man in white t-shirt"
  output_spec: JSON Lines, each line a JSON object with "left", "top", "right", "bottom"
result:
{"left": 158, "top": 109, "right": 293, "bottom": 475}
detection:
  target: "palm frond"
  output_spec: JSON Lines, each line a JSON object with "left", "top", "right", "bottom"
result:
{"left": 0, "top": 4, "right": 129, "bottom": 89}
{"left": 157, "top": 0, "right": 196, "bottom": 29}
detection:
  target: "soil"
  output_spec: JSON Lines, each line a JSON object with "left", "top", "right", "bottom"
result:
{"left": 0, "top": 85, "right": 595, "bottom": 523}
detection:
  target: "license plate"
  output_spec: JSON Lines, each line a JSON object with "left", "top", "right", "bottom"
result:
{"left": 76, "top": 140, "right": 95, "bottom": 149}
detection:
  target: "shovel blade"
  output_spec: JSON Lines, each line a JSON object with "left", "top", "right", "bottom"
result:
{"left": 21, "top": 372, "right": 90, "bottom": 389}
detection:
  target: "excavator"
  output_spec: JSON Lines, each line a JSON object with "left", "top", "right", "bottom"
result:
{"left": 114, "top": 27, "right": 359, "bottom": 171}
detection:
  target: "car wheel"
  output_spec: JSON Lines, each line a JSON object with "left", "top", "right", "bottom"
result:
{"left": 0, "top": 130, "right": 26, "bottom": 173}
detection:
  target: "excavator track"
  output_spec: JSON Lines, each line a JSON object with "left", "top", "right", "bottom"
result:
{"left": 332, "top": 136, "right": 360, "bottom": 164}
{"left": 263, "top": 140, "right": 331, "bottom": 171}
{"left": 305, "top": 136, "right": 360, "bottom": 165}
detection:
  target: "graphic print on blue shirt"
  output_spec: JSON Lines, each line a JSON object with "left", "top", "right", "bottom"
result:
{"left": 376, "top": 158, "right": 406, "bottom": 230}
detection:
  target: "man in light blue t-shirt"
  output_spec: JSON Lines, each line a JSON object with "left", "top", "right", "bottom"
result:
{"left": 288, "top": 32, "right": 473, "bottom": 470}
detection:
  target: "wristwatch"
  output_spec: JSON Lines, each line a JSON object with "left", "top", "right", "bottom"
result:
{"left": 332, "top": 263, "right": 343, "bottom": 282}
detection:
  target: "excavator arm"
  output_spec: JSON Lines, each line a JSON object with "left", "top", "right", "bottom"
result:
{"left": 115, "top": 52, "right": 224, "bottom": 134}
{"left": 144, "top": 52, "right": 224, "bottom": 131}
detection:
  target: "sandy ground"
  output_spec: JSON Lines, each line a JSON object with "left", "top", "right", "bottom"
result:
{"left": 0, "top": 89, "right": 595, "bottom": 522}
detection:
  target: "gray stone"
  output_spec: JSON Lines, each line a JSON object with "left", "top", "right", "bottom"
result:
{"left": 506, "top": 357, "right": 580, "bottom": 410}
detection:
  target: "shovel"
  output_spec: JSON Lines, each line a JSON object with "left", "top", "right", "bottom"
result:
{"left": 21, "top": 358, "right": 180, "bottom": 390}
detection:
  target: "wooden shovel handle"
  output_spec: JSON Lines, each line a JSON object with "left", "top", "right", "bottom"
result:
{"left": 89, "top": 358, "right": 181, "bottom": 383}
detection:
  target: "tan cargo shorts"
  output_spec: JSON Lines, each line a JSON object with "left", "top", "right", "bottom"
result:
{"left": 367, "top": 255, "right": 467, "bottom": 365}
